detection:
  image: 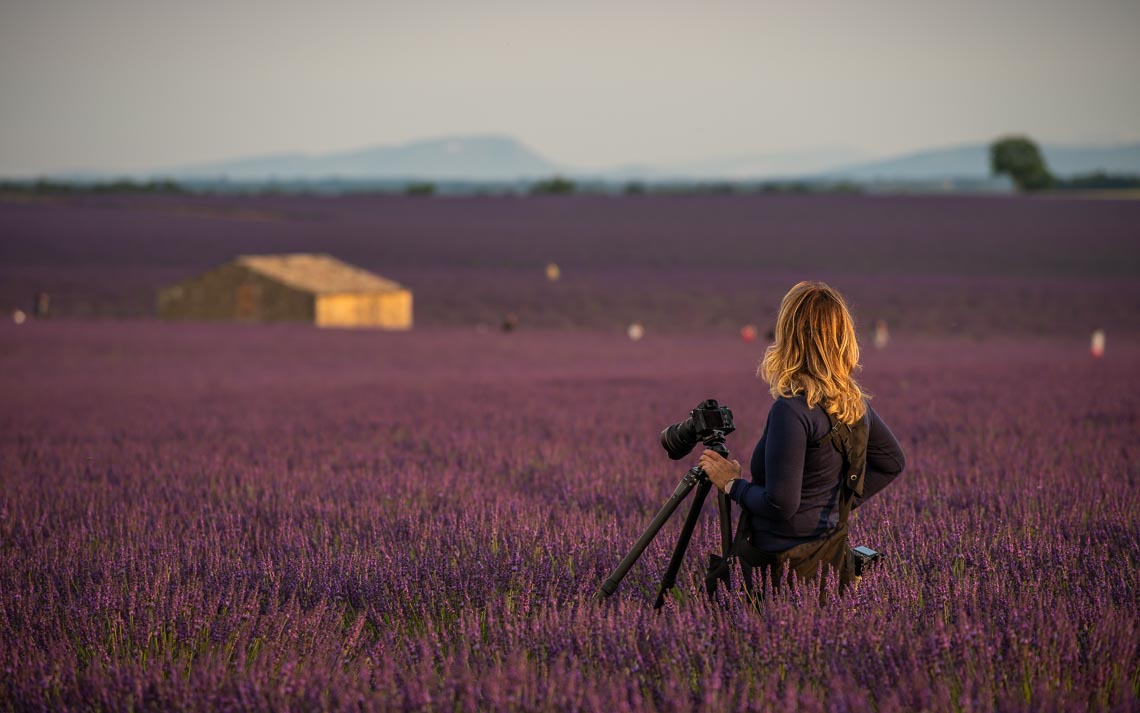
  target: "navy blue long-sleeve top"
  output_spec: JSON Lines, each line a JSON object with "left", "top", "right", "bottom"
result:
{"left": 727, "top": 395, "right": 905, "bottom": 552}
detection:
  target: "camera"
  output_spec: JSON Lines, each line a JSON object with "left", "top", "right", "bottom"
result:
{"left": 852, "top": 545, "right": 882, "bottom": 577}
{"left": 660, "top": 399, "right": 735, "bottom": 460}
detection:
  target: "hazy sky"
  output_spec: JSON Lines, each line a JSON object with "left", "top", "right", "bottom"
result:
{"left": 2, "top": 0, "right": 1138, "bottom": 175}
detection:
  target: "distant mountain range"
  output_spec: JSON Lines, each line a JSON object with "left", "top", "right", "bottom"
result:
{"left": 167, "top": 135, "right": 560, "bottom": 182}
{"left": 92, "top": 135, "right": 1140, "bottom": 183}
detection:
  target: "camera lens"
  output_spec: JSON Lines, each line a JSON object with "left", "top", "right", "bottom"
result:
{"left": 660, "top": 418, "right": 698, "bottom": 460}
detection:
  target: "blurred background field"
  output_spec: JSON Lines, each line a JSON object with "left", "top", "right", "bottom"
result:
{"left": 2, "top": 192, "right": 1138, "bottom": 338}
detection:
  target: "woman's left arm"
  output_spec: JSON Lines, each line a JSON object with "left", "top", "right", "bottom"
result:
{"left": 858, "top": 403, "right": 906, "bottom": 505}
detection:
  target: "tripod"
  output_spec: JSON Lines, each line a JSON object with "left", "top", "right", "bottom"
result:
{"left": 595, "top": 434, "right": 736, "bottom": 608}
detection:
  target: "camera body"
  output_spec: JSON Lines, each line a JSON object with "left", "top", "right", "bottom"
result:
{"left": 852, "top": 545, "right": 882, "bottom": 577}
{"left": 660, "top": 399, "right": 735, "bottom": 460}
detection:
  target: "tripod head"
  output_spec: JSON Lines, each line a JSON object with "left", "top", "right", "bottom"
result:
{"left": 698, "top": 431, "right": 730, "bottom": 461}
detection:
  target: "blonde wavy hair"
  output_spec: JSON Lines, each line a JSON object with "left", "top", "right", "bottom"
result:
{"left": 758, "top": 281, "right": 868, "bottom": 424}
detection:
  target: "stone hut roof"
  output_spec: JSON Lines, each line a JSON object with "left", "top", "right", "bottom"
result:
{"left": 236, "top": 253, "right": 405, "bottom": 294}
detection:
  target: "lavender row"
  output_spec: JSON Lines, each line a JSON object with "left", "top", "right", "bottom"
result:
{"left": 4, "top": 193, "right": 1138, "bottom": 276}
{"left": 1, "top": 322, "right": 1137, "bottom": 710}
{"left": 1, "top": 264, "right": 1136, "bottom": 338}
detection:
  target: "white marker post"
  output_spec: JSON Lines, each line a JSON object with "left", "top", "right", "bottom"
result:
{"left": 1090, "top": 329, "right": 1105, "bottom": 358}
{"left": 873, "top": 320, "right": 890, "bottom": 349}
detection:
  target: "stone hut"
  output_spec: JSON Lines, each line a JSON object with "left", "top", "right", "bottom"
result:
{"left": 158, "top": 253, "right": 412, "bottom": 329}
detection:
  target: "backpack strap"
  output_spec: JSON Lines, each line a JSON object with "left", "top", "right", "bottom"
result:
{"left": 824, "top": 408, "right": 869, "bottom": 528}
{"left": 810, "top": 421, "right": 837, "bottom": 449}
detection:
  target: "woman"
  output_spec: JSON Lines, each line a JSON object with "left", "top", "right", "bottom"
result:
{"left": 699, "top": 281, "right": 905, "bottom": 588}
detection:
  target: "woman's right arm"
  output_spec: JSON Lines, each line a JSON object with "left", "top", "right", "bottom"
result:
{"left": 857, "top": 403, "right": 906, "bottom": 505}
{"left": 732, "top": 399, "right": 806, "bottom": 521}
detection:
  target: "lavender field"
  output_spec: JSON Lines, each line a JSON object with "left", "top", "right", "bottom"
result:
{"left": 1, "top": 193, "right": 1139, "bottom": 711}
{"left": 2, "top": 193, "right": 1139, "bottom": 336}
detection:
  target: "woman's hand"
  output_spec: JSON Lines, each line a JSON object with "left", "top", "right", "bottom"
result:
{"left": 698, "top": 450, "right": 742, "bottom": 493}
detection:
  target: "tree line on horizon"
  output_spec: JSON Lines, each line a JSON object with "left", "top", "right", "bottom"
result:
{"left": 3, "top": 137, "right": 1137, "bottom": 197}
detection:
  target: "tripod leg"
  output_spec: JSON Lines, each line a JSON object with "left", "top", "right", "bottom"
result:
{"left": 596, "top": 468, "right": 702, "bottom": 599}
{"left": 717, "top": 491, "right": 733, "bottom": 557}
{"left": 653, "top": 476, "right": 713, "bottom": 608}
{"left": 715, "top": 491, "right": 734, "bottom": 589}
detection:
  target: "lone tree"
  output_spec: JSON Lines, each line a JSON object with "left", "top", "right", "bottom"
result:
{"left": 990, "top": 136, "right": 1055, "bottom": 192}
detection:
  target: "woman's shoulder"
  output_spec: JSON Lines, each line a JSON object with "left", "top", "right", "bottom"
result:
{"left": 771, "top": 394, "right": 834, "bottom": 437}
{"left": 772, "top": 393, "right": 818, "bottom": 412}
{"left": 770, "top": 394, "right": 817, "bottom": 423}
